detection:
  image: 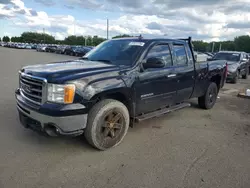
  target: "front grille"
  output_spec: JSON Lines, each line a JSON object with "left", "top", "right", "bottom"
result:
{"left": 19, "top": 73, "right": 46, "bottom": 105}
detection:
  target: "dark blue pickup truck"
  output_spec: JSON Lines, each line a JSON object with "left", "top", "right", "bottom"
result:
{"left": 16, "top": 37, "right": 227, "bottom": 150}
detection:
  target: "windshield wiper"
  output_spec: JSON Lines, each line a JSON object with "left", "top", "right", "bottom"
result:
{"left": 94, "top": 59, "right": 113, "bottom": 64}
{"left": 79, "top": 57, "right": 89, "bottom": 60}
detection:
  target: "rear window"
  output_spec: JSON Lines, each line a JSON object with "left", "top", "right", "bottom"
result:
{"left": 173, "top": 44, "right": 188, "bottom": 66}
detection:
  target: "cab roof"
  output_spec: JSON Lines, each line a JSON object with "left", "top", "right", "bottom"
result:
{"left": 111, "top": 37, "right": 187, "bottom": 44}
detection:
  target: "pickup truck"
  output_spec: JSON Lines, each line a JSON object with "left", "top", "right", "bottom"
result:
{"left": 15, "top": 37, "right": 227, "bottom": 150}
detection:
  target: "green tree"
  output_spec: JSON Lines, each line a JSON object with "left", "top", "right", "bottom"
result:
{"left": 193, "top": 41, "right": 209, "bottom": 52}
{"left": 11, "top": 36, "right": 22, "bottom": 43}
{"left": 20, "top": 32, "right": 55, "bottom": 44}
{"left": 2, "top": 36, "right": 10, "bottom": 42}
{"left": 112, "top": 34, "right": 132, "bottom": 39}
{"left": 234, "top": 35, "right": 250, "bottom": 53}
{"left": 92, "top": 35, "right": 106, "bottom": 46}
{"left": 64, "top": 35, "right": 78, "bottom": 45}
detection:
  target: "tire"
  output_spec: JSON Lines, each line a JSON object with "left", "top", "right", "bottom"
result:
{"left": 198, "top": 82, "right": 218, "bottom": 109}
{"left": 242, "top": 71, "right": 248, "bottom": 79}
{"left": 84, "top": 99, "right": 130, "bottom": 150}
{"left": 232, "top": 71, "right": 239, "bottom": 84}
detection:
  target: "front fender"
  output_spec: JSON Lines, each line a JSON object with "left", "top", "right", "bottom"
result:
{"left": 80, "top": 77, "right": 130, "bottom": 101}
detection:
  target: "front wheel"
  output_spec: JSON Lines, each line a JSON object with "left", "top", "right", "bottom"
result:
{"left": 84, "top": 99, "right": 130, "bottom": 150}
{"left": 198, "top": 82, "right": 218, "bottom": 109}
{"left": 232, "top": 71, "right": 239, "bottom": 84}
{"left": 242, "top": 71, "right": 248, "bottom": 79}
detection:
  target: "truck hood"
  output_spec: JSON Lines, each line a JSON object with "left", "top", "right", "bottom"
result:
{"left": 226, "top": 61, "right": 239, "bottom": 65}
{"left": 227, "top": 61, "right": 239, "bottom": 73}
{"left": 21, "top": 60, "right": 121, "bottom": 83}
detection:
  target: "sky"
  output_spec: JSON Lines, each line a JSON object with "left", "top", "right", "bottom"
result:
{"left": 0, "top": 0, "right": 250, "bottom": 41}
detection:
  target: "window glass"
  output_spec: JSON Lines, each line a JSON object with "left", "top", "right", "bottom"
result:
{"left": 173, "top": 44, "right": 188, "bottom": 66}
{"left": 147, "top": 44, "right": 172, "bottom": 67}
{"left": 213, "top": 52, "right": 240, "bottom": 61}
{"left": 85, "top": 40, "right": 144, "bottom": 66}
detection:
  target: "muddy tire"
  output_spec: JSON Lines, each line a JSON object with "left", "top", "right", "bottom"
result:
{"left": 84, "top": 99, "right": 130, "bottom": 150}
{"left": 198, "top": 82, "right": 218, "bottom": 109}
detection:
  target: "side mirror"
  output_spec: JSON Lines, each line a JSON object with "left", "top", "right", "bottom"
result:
{"left": 207, "top": 57, "right": 213, "bottom": 61}
{"left": 143, "top": 57, "right": 165, "bottom": 69}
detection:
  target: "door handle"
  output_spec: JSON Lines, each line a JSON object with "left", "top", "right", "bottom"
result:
{"left": 167, "top": 74, "right": 176, "bottom": 78}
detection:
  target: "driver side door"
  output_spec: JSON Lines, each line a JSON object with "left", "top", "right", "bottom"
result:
{"left": 134, "top": 43, "right": 177, "bottom": 114}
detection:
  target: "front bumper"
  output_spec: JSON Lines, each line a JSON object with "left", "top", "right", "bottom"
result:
{"left": 16, "top": 89, "right": 88, "bottom": 136}
{"left": 226, "top": 72, "right": 237, "bottom": 81}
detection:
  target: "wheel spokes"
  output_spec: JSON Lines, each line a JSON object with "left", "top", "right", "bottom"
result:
{"left": 103, "top": 128, "right": 110, "bottom": 137}
{"left": 111, "top": 113, "right": 121, "bottom": 123}
{"left": 113, "top": 123, "right": 122, "bottom": 129}
{"left": 110, "top": 129, "right": 115, "bottom": 138}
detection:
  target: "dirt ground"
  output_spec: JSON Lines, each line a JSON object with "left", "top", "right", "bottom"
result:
{"left": 0, "top": 47, "right": 250, "bottom": 188}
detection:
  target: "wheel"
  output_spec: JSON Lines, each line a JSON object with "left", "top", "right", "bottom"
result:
{"left": 242, "top": 71, "right": 248, "bottom": 79}
{"left": 70, "top": 52, "right": 74, "bottom": 56}
{"left": 84, "top": 99, "right": 130, "bottom": 150}
{"left": 232, "top": 71, "right": 239, "bottom": 83}
{"left": 198, "top": 82, "right": 218, "bottom": 109}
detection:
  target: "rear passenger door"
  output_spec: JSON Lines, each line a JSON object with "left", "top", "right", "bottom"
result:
{"left": 171, "top": 43, "right": 195, "bottom": 103}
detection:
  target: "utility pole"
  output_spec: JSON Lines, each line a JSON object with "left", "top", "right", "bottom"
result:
{"left": 43, "top": 28, "right": 45, "bottom": 44}
{"left": 74, "top": 21, "right": 76, "bottom": 36}
{"left": 212, "top": 42, "right": 215, "bottom": 53}
{"left": 219, "top": 43, "right": 222, "bottom": 51}
{"left": 107, "top": 18, "right": 109, "bottom": 40}
{"left": 85, "top": 36, "right": 87, "bottom": 46}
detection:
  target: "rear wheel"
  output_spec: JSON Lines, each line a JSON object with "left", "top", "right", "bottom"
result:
{"left": 198, "top": 82, "right": 218, "bottom": 109}
{"left": 84, "top": 99, "right": 130, "bottom": 150}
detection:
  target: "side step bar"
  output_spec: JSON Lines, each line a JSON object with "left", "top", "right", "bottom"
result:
{"left": 135, "top": 103, "right": 191, "bottom": 122}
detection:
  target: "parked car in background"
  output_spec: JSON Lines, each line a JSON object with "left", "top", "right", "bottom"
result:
{"left": 55, "top": 45, "right": 67, "bottom": 54}
{"left": 194, "top": 52, "right": 209, "bottom": 62}
{"left": 25, "top": 45, "right": 32, "bottom": 49}
{"left": 37, "top": 45, "right": 47, "bottom": 52}
{"left": 17, "top": 44, "right": 26, "bottom": 49}
{"left": 74, "top": 46, "right": 92, "bottom": 56}
{"left": 210, "top": 51, "right": 249, "bottom": 83}
{"left": 31, "top": 44, "right": 37, "bottom": 49}
{"left": 45, "top": 45, "right": 58, "bottom": 53}
{"left": 64, "top": 46, "right": 79, "bottom": 56}
{"left": 204, "top": 52, "right": 214, "bottom": 57}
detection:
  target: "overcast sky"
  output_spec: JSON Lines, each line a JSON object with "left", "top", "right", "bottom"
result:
{"left": 0, "top": 0, "right": 250, "bottom": 41}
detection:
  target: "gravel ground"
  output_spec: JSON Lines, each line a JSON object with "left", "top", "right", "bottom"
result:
{"left": 0, "top": 47, "right": 250, "bottom": 188}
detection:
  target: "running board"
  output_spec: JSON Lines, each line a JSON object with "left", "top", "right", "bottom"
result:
{"left": 135, "top": 103, "right": 191, "bottom": 122}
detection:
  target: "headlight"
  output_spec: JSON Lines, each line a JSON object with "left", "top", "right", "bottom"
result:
{"left": 47, "top": 84, "right": 75, "bottom": 104}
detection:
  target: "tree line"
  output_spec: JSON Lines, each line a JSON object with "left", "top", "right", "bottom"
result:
{"left": 192, "top": 35, "right": 250, "bottom": 53}
{"left": 1, "top": 32, "right": 250, "bottom": 52}
{"left": 0, "top": 32, "right": 107, "bottom": 46}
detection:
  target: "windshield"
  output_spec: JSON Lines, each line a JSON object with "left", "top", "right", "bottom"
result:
{"left": 83, "top": 40, "right": 145, "bottom": 66}
{"left": 213, "top": 53, "right": 240, "bottom": 61}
